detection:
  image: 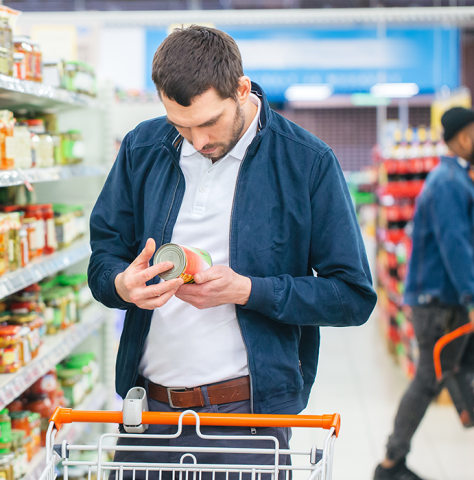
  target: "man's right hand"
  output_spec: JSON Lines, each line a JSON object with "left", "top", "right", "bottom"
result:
{"left": 114, "top": 238, "right": 184, "bottom": 310}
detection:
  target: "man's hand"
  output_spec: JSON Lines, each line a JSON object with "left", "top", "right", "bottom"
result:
{"left": 175, "top": 265, "right": 252, "bottom": 309}
{"left": 115, "top": 238, "right": 184, "bottom": 310}
{"left": 469, "top": 308, "right": 474, "bottom": 328}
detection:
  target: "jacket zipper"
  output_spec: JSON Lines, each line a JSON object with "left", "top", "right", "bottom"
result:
{"left": 230, "top": 143, "right": 255, "bottom": 413}
{"left": 161, "top": 175, "right": 181, "bottom": 247}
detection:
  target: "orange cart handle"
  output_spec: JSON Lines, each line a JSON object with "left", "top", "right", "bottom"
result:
{"left": 433, "top": 323, "right": 474, "bottom": 382}
{"left": 50, "top": 408, "right": 341, "bottom": 437}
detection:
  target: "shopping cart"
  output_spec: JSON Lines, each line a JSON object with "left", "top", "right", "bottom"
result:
{"left": 434, "top": 322, "right": 474, "bottom": 427}
{"left": 39, "top": 407, "right": 341, "bottom": 480}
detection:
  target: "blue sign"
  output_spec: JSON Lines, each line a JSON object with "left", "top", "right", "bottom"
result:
{"left": 145, "top": 26, "right": 459, "bottom": 102}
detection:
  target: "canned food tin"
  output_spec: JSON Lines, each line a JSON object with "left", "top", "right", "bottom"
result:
{"left": 154, "top": 243, "right": 212, "bottom": 283}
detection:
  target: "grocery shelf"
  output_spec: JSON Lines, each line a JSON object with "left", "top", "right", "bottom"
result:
{"left": 0, "top": 240, "right": 91, "bottom": 300}
{"left": 0, "top": 74, "right": 100, "bottom": 111}
{"left": 22, "top": 383, "right": 108, "bottom": 480}
{"left": 0, "top": 164, "right": 107, "bottom": 188}
{"left": 0, "top": 304, "right": 107, "bottom": 410}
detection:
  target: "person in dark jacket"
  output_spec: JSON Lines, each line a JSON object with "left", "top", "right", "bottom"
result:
{"left": 88, "top": 25, "right": 376, "bottom": 478}
{"left": 374, "top": 107, "right": 474, "bottom": 480}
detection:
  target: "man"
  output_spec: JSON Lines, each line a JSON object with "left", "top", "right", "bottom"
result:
{"left": 374, "top": 106, "right": 474, "bottom": 480}
{"left": 88, "top": 25, "right": 376, "bottom": 478}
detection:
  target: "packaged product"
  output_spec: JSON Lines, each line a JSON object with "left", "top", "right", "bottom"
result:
{"left": 0, "top": 453, "right": 13, "bottom": 480}
{"left": 0, "top": 326, "right": 21, "bottom": 373}
{"left": 0, "top": 16, "right": 13, "bottom": 77}
{"left": 10, "top": 429, "right": 27, "bottom": 479}
{"left": 13, "top": 124, "right": 32, "bottom": 169}
{"left": 0, "top": 110, "right": 15, "bottom": 170}
{"left": 0, "top": 409, "right": 11, "bottom": 454}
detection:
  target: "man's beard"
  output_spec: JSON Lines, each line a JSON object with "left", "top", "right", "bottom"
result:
{"left": 197, "top": 103, "right": 246, "bottom": 162}
{"left": 468, "top": 147, "right": 474, "bottom": 165}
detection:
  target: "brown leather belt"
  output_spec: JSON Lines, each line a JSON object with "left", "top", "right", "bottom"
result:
{"left": 147, "top": 376, "right": 250, "bottom": 409}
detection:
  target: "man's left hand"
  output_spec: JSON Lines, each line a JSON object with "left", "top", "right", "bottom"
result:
{"left": 175, "top": 266, "right": 252, "bottom": 309}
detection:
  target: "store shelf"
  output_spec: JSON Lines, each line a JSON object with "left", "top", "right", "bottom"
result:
{"left": 0, "top": 165, "right": 107, "bottom": 188}
{"left": 22, "top": 382, "right": 108, "bottom": 480}
{"left": 0, "top": 304, "right": 107, "bottom": 410}
{"left": 0, "top": 240, "right": 91, "bottom": 300}
{"left": 0, "top": 74, "right": 100, "bottom": 111}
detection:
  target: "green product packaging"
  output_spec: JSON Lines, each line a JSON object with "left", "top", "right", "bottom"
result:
{"left": 0, "top": 409, "right": 11, "bottom": 454}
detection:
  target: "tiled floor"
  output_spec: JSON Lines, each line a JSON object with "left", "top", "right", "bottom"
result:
{"left": 290, "top": 312, "right": 474, "bottom": 480}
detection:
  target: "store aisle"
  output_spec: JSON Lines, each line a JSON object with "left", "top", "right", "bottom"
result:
{"left": 291, "top": 310, "right": 474, "bottom": 480}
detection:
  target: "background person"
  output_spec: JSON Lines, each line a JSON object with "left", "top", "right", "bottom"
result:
{"left": 374, "top": 107, "right": 474, "bottom": 480}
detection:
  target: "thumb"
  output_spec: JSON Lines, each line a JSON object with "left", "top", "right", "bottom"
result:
{"left": 134, "top": 238, "right": 156, "bottom": 266}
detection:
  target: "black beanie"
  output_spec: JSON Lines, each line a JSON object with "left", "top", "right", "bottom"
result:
{"left": 441, "top": 107, "right": 474, "bottom": 143}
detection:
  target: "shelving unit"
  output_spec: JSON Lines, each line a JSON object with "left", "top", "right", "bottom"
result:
{"left": 0, "top": 74, "right": 100, "bottom": 111}
{"left": 0, "top": 304, "right": 106, "bottom": 410}
{"left": 0, "top": 63, "right": 115, "bottom": 476}
{"left": 375, "top": 145, "right": 440, "bottom": 378}
{"left": 0, "top": 165, "right": 107, "bottom": 188}
{"left": 22, "top": 383, "right": 108, "bottom": 480}
{"left": 0, "top": 240, "right": 91, "bottom": 299}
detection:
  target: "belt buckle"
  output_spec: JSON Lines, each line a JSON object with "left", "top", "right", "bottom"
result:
{"left": 166, "top": 387, "right": 186, "bottom": 408}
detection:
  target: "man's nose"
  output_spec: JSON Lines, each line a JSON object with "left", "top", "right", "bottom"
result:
{"left": 190, "top": 130, "right": 210, "bottom": 151}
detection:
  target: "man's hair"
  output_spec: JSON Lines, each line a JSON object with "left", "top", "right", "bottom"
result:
{"left": 151, "top": 25, "right": 244, "bottom": 107}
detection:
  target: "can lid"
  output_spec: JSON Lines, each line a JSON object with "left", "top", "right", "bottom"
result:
{"left": 154, "top": 243, "right": 186, "bottom": 281}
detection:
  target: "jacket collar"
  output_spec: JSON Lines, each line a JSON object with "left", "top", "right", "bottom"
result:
{"left": 162, "top": 81, "right": 271, "bottom": 156}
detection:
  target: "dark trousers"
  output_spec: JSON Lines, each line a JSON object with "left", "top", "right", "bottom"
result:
{"left": 386, "top": 304, "right": 471, "bottom": 461}
{"left": 110, "top": 383, "right": 291, "bottom": 480}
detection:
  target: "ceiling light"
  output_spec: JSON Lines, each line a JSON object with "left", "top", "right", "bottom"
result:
{"left": 284, "top": 84, "right": 334, "bottom": 102}
{"left": 370, "top": 83, "right": 419, "bottom": 98}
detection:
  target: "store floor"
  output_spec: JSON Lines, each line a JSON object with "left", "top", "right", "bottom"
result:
{"left": 291, "top": 310, "right": 474, "bottom": 480}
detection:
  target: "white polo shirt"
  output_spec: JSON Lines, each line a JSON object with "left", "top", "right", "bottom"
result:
{"left": 139, "top": 94, "right": 261, "bottom": 388}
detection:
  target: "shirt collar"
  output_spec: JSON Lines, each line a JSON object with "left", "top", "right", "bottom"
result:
{"left": 181, "top": 93, "right": 261, "bottom": 160}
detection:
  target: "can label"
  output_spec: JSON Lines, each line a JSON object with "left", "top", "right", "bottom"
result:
{"left": 179, "top": 245, "right": 212, "bottom": 283}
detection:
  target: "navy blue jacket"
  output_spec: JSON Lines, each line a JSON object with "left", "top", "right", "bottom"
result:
{"left": 405, "top": 156, "right": 474, "bottom": 308}
{"left": 88, "top": 83, "right": 376, "bottom": 414}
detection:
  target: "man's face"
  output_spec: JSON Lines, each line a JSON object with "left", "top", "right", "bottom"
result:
{"left": 162, "top": 88, "right": 245, "bottom": 162}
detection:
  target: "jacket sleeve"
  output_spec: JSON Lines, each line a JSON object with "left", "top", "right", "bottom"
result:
{"left": 243, "top": 148, "right": 377, "bottom": 327}
{"left": 428, "top": 178, "right": 474, "bottom": 307}
{"left": 87, "top": 132, "right": 136, "bottom": 310}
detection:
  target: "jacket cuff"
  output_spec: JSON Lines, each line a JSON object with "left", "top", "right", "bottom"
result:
{"left": 243, "top": 276, "right": 274, "bottom": 315}
{"left": 460, "top": 293, "right": 474, "bottom": 310}
{"left": 102, "top": 265, "right": 133, "bottom": 310}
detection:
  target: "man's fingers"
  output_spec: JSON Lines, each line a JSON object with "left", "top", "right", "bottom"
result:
{"left": 194, "top": 267, "right": 222, "bottom": 284}
{"left": 138, "top": 261, "right": 174, "bottom": 284}
{"left": 131, "top": 238, "right": 156, "bottom": 267}
{"left": 138, "top": 288, "right": 179, "bottom": 310}
{"left": 131, "top": 278, "right": 183, "bottom": 303}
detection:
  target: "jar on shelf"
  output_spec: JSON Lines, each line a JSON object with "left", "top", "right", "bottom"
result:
{"left": 9, "top": 411, "right": 33, "bottom": 462}
{"left": 61, "top": 130, "right": 85, "bottom": 165}
{"left": 30, "top": 41, "right": 42, "bottom": 83}
{"left": 10, "top": 429, "right": 26, "bottom": 479}
{"left": 5, "top": 212, "right": 21, "bottom": 272}
{"left": 0, "top": 17, "right": 13, "bottom": 77}
{"left": 21, "top": 217, "right": 37, "bottom": 260}
{"left": 24, "top": 397, "right": 54, "bottom": 452}
{"left": 40, "top": 204, "right": 57, "bottom": 254}
{"left": 0, "top": 325, "right": 22, "bottom": 372}
{"left": 0, "top": 409, "right": 12, "bottom": 454}
{"left": 0, "top": 214, "right": 9, "bottom": 276}
{"left": 12, "top": 52, "right": 25, "bottom": 80}
{"left": 0, "top": 110, "right": 15, "bottom": 171}
{"left": 19, "top": 223, "right": 28, "bottom": 267}
{"left": 56, "top": 368, "right": 85, "bottom": 407}
{"left": 13, "top": 124, "right": 32, "bottom": 169}
{"left": 36, "top": 133, "right": 54, "bottom": 167}
{"left": 28, "top": 413, "right": 41, "bottom": 456}
{"left": 13, "top": 37, "right": 33, "bottom": 82}
{"left": 0, "top": 453, "right": 14, "bottom": 480}
{"left": 24, "top": 205, "right": 44, "bottom": 257}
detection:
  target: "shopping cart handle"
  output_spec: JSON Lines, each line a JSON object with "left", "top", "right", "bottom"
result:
{"left": 433, "top": 323, "right": 474, "bottom": 382}
{"left": 50, "top": 408, "right": 341, "bottom": 437}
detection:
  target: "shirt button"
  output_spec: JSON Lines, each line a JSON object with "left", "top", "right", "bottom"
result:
{"left": 199, "top": 187, "right": 206, "bottom": 193}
